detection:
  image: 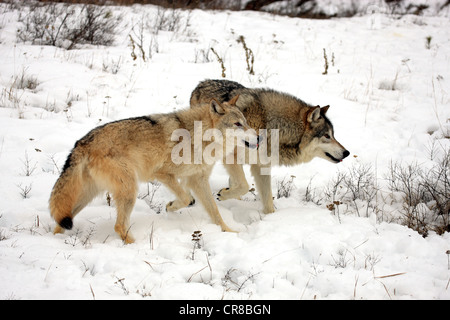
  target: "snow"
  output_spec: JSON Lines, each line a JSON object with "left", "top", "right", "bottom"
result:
{"left": 0, "top": 3, "right": 449, "bottom": 300}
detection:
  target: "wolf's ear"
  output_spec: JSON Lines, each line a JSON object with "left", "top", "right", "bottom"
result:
{"left": 307, "top": 106, "right": 321, "bottom": 123}
{"left": 227, "top": 95, "right": 240, "bottom": 106}
{"left": 210, "top": 99, "right": 226, "bottom": 115}
{"left": 321, "top": 105, "right": 330, "bottom": 114}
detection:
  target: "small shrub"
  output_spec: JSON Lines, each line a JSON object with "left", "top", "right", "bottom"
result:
{"left": 210, "top": 47, "right": 226, "bottom": 78}
{"left": 193, "top": 47, "right": 212, "bottom": 63}
{"left": 425, "top": 36, "right": 432, "bottom": 49}
{"left": 0, "top": 214, "right": 9, "bottom": 241}
{"left": 190, "top": 230, "right": 202, "bottom": 260}
{"left": 385, "top": 150, "right": 449, "bottom": 236}
{"left": 322, "top": 48, "right": 328, "bottom": 75}
{"left": 20, "top": 151, "right": 37, "bottom": 177}
{"left": 17, "top": 3, "right": 122, "bottom": 50}
{"left": 17, "top": 183, "right": 32, "bottom": 199}
{"left": 318, "top": 151, "right": 449, "bottom": 237}
{"left": 237, "top": 35, "right": 255, "bottom": 75}
{"left": 13, "top": 68, "right": 40, "bottom": 91}
{"left": 379, "top": 70, "right": 400, "bottom": 91}
{"left": 343, "top": 163, "right": 378, "bottom": 217}
{"left": 152, "top": 6, "right": 183, "bottom": 34}
{"left": 276, "top": 175, "right": 296, "bottom": 199}
{"left": 138, "top": 182, "right": 163, "bottom": 214}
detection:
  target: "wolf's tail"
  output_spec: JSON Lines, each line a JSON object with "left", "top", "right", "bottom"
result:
{"left": 49, "top": 148, "right": 87, "bottom": 231}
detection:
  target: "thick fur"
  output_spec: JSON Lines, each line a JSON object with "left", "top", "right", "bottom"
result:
{"left": 190, "top": 79, "right": 349, "bottom": 214}
{"left": 49, "top": 97, "right": 254, "bottom": 243}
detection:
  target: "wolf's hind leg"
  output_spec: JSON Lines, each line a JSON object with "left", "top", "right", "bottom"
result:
{"left": 112, "top": 180, "right": 138, "bottom": 244}
{"left": 217, "top": 163, "right": 249, "bottom": 201}
{"left": 96, "top": 162, "right": 138, "bottom": 244}
{"left": 114, "top": 194, "right": 137, "bottom": 244}
{"left": 110, "top": 171, "right": 138, "bottom": 244}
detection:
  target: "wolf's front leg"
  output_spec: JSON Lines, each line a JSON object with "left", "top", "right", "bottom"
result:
{"left": 186, "top": 175, "right": 236, "bottom": 232}
{"left": 154, "top": 174, "right": 194, "bottom": 211}
{"left": 251, "top": 164, "right": 275, "bottom": 214}
{"left": 217, "top": 163, "right": 249, "bottom": 200}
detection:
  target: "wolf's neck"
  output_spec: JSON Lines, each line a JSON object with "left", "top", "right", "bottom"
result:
{"left": 177, "top": 104, "right": 214, "bottom": 134}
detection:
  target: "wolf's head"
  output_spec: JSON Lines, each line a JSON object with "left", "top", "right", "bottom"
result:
{"left": 209, "top": 96, "right": 259, "bottom": 150}
{"left": 302, "top": 105, "right": 349, "bottom": 163}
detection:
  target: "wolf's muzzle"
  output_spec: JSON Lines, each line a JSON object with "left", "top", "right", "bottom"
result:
{"left": 326, "top": 150, "right": 350, "bottom": 163}
{"left": 243, "top": 134, "right": 262, "bottom": 150}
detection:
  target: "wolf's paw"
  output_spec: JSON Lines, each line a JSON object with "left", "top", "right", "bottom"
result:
{"left": 217, "top": 186, "right": 249, "bottom": 201}
{"left": 166, "top": 196, "right": 195, "bottom": 212}
{"left": 263, "top": 204, "right": 275, "bottom": 214}
{"left": 221, "top": 224, "right": 238, "bottom": 233}
{"left": 166, "top": 200, "right": 180, "bottom": 212}
{"left": 123, "top": 234, "right": 135, "bottom": 244}
{"left": 115, "top": 225, "right": 135, "bottom": 244}
{"left": 217, "top": 187, "right": 235, "bottom": 201}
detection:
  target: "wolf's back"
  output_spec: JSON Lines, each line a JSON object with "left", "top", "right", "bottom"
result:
{"left": 190, "top": 79, "right": 246, "bottom": 106}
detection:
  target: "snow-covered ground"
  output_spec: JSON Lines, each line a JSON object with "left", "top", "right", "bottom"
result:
{"left": 0, "top": 3, "right": 449, "bottom": 300}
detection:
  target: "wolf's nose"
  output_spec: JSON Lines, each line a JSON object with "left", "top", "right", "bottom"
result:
{"left": 343, "top": 150, "right": 350, "bottom": 158}
{"left": 256, "top": 134, "right": 263, "bottom": 146}
{"left": 256, "top": 135, "right": 261, "bottom": 144}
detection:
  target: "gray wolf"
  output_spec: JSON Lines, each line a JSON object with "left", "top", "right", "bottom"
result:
{"left": 190, "top": 79, "right": 350, "bottom": 214}
{"left": 49, "top": 96, "right": 257, "bottom": 243}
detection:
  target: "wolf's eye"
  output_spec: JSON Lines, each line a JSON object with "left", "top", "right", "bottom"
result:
{"left": 235, "top": 122, "right": 243, "bottom": 127}
{"left": 324, "top": 134, "right": 331, "bottom": 139}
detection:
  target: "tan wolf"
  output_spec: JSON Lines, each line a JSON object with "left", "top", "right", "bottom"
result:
{"left": 49, "top": 96, "right": 257, "bottom": 243}
{"left": 190, "top": 79, "right": 350, "bottom": 214}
